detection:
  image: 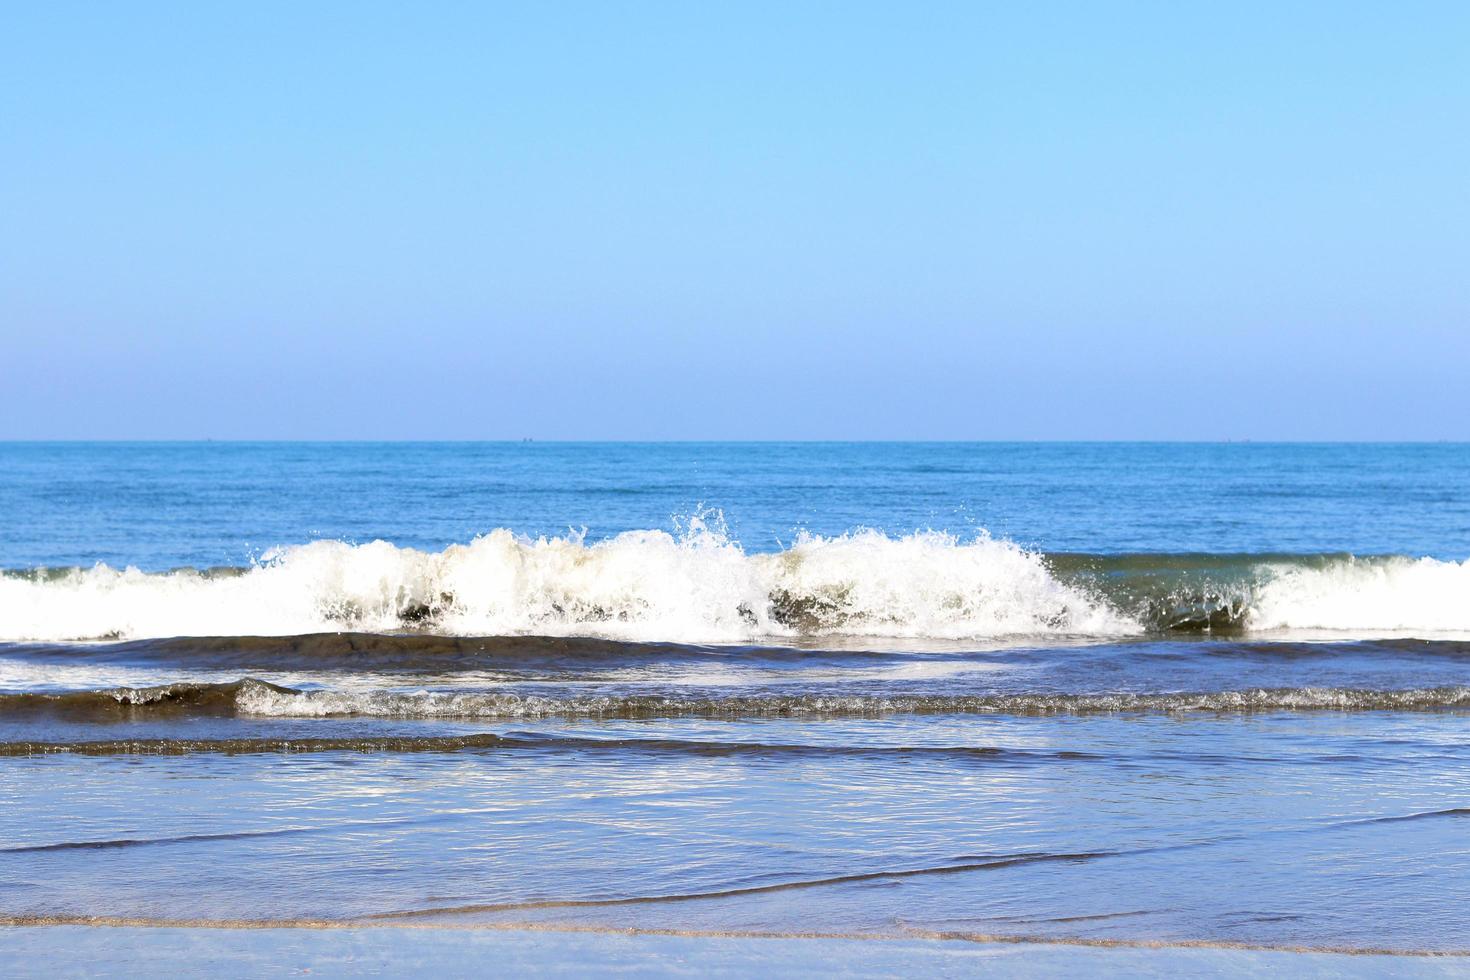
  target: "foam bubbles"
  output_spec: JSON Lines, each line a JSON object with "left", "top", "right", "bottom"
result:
{"left": 1248, "top": 556, "right": 1470, "bottom": 633}
{"left": 0, "top": 527, "right": 1131, "bottom": 643}
{"left": 6, "top": 530, "right": 1466, "bottom": 644}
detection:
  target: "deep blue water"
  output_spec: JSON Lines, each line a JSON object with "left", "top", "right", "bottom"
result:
{"left": 3, "top": 442, "right": 1468, "bottom": 569}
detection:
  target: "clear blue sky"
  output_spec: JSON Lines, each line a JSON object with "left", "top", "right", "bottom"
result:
{"left": 2, "top": 2, "right": 1467, "bottom": 440}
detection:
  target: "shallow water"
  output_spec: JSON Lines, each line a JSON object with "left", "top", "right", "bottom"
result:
{"left": 1, "top": 442, "right": 1468, "bottom": 954}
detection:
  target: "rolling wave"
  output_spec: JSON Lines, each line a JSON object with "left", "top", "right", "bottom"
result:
{"left": 2, "top": 527, "right": 1468, "bottom": 642}
{"left": 5, "top": 678, "right": 1470, "bottom": 721}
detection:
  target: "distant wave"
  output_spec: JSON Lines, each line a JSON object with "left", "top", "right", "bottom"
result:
{"left": 1, "top": 525, "right": 1468, "bottom": 642}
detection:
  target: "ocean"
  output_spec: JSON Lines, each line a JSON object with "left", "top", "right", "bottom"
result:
{"left": 3, "top": 442, "right": 1469, "bottom": 963}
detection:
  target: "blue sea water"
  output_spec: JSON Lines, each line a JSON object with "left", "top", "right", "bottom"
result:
{"left": 3, "top": 442, "right": 1469, "bottom": 569}
{"left": 1, "top": 442, "right": 1468, "bottom": 958}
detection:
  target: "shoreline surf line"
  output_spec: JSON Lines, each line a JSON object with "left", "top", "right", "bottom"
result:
{"left": 8, "top": 679, "right": 1470, "bottom": 721}
{"left": 0, "top": 916, "right": 1464, "bottom": 958}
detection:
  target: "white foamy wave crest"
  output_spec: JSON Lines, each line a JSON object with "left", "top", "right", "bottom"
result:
{"left": 0, "top": 524, "right": 1131, "bottom": 643}
{"left": 1248, "top": 556, "right": 1470, "bottom": 634}
{"left": 228, "top": 680, "right": 1470, "bottom": 718}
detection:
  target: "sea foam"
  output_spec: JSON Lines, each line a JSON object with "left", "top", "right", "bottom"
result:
{"left": 1248, "top": 555, "right": 1470, "bottom": 632}
{"left": 0, "top": 526, "right": 1127, "bottom": 642}
{"left": 2, "top": 525, "right": 1468, "bottom": 642}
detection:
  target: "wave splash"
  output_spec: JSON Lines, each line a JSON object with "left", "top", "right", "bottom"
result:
{"left": 1, "top": 520, "right": 1468, "bottom": 642}
{"left": 0, "top": 523, "right": 1128, "bottom": 642}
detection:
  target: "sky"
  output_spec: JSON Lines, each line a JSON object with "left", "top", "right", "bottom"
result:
{"left": 2, "top": 2, "right": 1467, "bottom": 440}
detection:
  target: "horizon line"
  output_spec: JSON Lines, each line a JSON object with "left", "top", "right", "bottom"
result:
{"left": 2, "top": 438, "right": 1468, "bottom": 446}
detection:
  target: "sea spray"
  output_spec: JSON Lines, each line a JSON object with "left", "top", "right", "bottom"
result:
{"left": 2, "top": 527, "right": 1469, "bottom": 642}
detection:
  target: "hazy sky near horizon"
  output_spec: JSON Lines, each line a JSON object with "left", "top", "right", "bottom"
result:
{"left": 3, "top": 2, "right": 1468, "bottom": 440}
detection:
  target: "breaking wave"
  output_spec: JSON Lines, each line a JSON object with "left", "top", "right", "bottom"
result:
{"left": 1, "top": 523, "right": 1467, "bottom": 642}
{"left": 0, "top": 526, "right": 1127, "bottom": 642}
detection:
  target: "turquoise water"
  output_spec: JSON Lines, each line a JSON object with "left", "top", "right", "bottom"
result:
{"left": 1, "top": 442, "right": 1468, "bottom": 954}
